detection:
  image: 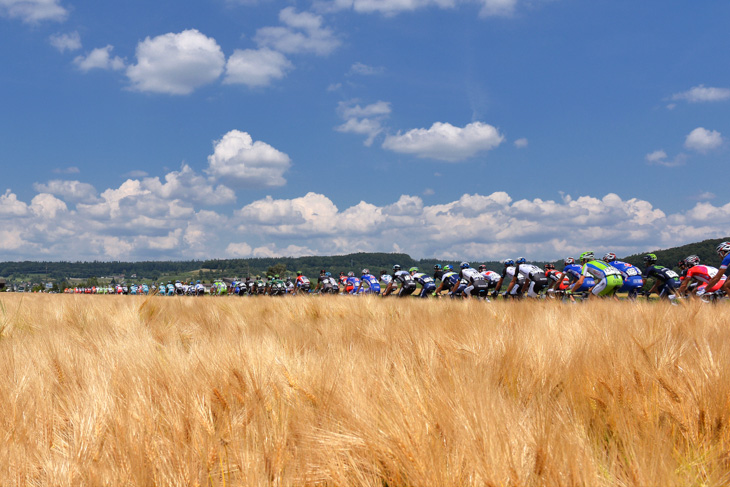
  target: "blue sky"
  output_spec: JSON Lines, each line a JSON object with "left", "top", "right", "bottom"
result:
{"left": 0, "top": 0, "right": 728, "bottom": 261}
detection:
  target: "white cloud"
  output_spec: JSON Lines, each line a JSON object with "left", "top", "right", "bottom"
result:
{"left": 645, "top": 149, "right": 687, "bottom": 167}
{"left": 139, "top": 164, "right": 236, "bottom": 206}
{"left": 479, "top": 0, "right": 517, "bottom": 16}
{"left": 4, "top": 180, "right": 730, "bottom": 261}
{"left": 33, "top": 180, "right": 98, "bottom": 203}
{"left": 224, "top": 48, "right": 293, "bottom": 87}
{"left": 53, "top": 166, "right": 80, "bottom": 174}
{"left": 514, "top": 137, "right": 528, "bottom": 148}
{"left": 645, "top": 150, "right": 667, "bottom": 163}
{"left": 225, "top": 242, "right": 253, "bottom": 257}
{"left": 0, "top": 0, "right": 67, "bottom": 23}
{"left": 320, "top": 0, "right": 517, "bottom": 17}
{"left": 335, "top": 99, "right": 391, "bottom": 146}
{"left": 49, "top": 31, "right": 81, "bottom": 52}
{"left": 254, "top": 7, "right": 340, "bottom": 56}
{"left": 206, "top": 130, "right": 291, "bottom": 188}
{"left": 684, "top": 127, "right": 723, "bottom": 153}
{"left": 672, "top": 85, "right": 730, "bottom": 103}
{"left": 74, "top": 45, "right": 125, "bottom": 72}
{"left": 348, "top": 62, "right": 385, "bottom": 76}
{"left": 382, "top": 121, "right": 504, "bottom": 161}
{"left": 126, "top": 29, "right": 225, "bottom": 95}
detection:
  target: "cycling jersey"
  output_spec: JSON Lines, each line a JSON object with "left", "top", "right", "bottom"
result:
{"left": 581, "top": 260, "right": 623, "bottom": 280}
{"left": 608, "top": 260, "right": 644, "bottom": 294}
{"left": 412, "top": 272, "right": 436, "bottom": 297}
{"left": 720, "top": 254, "right": 730, "bottom": 271}
{"left": 296, "top": 275, "right": 311, "bottom": 291}
{"left": 515, "top": 264, "right": 545, "bottom": 280}
{"left": 380, "top": 274, "right": 393, "bottom": 286}
{"left": 345, "top": 276, "right": 361, "bottom": 294}
{"left": 360, "top": 274, "right": 381, "bottom": 294}
{"left": 441, "top": 271, "right": 460, "bottom": 290}
{"left": 393, "top": 270, "right": 416, "bottom": 297}
{"left": 481, "top": 270, "right": 501, "bottom": 287}
{"left": 686, "top": 265, "right": 720, "bottom": 284}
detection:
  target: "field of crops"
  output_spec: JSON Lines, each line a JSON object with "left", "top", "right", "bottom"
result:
{"left": 1, "top": 294, "right": 729, "bottom": 486}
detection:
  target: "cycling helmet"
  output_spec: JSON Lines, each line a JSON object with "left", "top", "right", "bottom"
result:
{"left": 643, "top": 253, "right": 657, "bottom": 264}
{"left": 478, "top": 264, "right": 487, "bottom": 272}
{"left": 274, "top": 274, "right": 279, "bottom": 279}
{"left": 434, "top": 264, "right": 442, "bottom": 270}
{"left": 443, "top": 264, "right": 453, "bottom": 272}
{"left": 196, "top": 280, "right": 201, "bottom": 283}
{"left": 325, "top": 272, "right": 331, "bottom": 277}
{"left": 296, "top": 271, "right": 302, "bottom": 276}
{"left": 545, "top": 263, "right": 555, "bottom": 270}
{"left": 717, "top": 241, "right": 730, "bottom": 257}
{"left": 460, "top": 262, "right": 470, "bottom": 269}
{"left": 564, "top": 257, "right": 575, "bottom": 265}
{"left": 362, "top": 269, "right": 370, "bottom": 275}
{"left": 409, "top": 267, "right": 419, "bottom": 273}
{"left": 503, "top": 259, "right": 514, "bottom": 267}
{"left": 685, "top": 255, "right": 700, "bottom": 267}
{"left": 677, "top": 259, "right": 686, "bottom": 269}
{"left": 348, "top": 271, "right": 354, "bottom": 277}
{"left": 579, "top": 251, "right": 594, "bottom": 262}
{"left": 603, "top": 252, "right": 617, "bottom": 263}
{"left": 515, "top": 257, "right": 526, "bottom": 265}
{"left": 393, "top": 264, "right": 401, "bottom": 271}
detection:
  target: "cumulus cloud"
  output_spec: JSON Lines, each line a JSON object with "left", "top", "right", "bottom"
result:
{"left": 49, "top": 31, "right": 81, "bottom": 52}
{"left": 33, "top": 180, "right": 99, "bottom": 203}
{"left": 126, "top": 29, "right": 225, "bottom": 95}
{"left": 335, "top": 99, "right": 391, "bottom": 146}
{"left": 671, "top": 85, "right": 730, "bottom": 103}
{"left": 139, "top": 164, "right": 236, "bottom": 205}
{"left": 645, "top": 149, "right": 687, "bottom": 168}
{"left": 684, "top": 127, "right": 723, "bottom": 153}
{"left": 0, "top": 0, "right": 67, "bottom": 23}
{"left": 254, "top": 7, "right": 340, "bottom": 56}
{"left": 3, "top": 181, "right": 730, "bottom": 261}
{"left": 206, "top": 130, "right": 291, "bottom": 188}
{"left": 382, "top": 121, "right": 504, "bottom": 161}
{"left": 74, "top": 45, "right": 125, "bottom": 72}
{"left": 224, "top": 48, "right": 293, "bottom": 87}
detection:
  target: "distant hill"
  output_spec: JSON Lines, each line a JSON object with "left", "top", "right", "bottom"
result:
{"left": 621, "top": 237, "right": 730, "bottom": 269}
{"left": 0, "top": 238, "right": 728, "bottom": 283}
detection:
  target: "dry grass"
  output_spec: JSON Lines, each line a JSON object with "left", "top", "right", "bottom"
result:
{"left": 1, "top": 294, "right": 729, "bottom": 486}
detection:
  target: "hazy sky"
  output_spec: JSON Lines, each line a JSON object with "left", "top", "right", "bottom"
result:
{"left": 0, "top": 0, "right": 728, "bottom": 261}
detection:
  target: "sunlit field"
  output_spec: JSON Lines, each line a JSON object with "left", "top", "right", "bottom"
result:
{"left": 1, "top": 294, "right": 729, "bottom": 486}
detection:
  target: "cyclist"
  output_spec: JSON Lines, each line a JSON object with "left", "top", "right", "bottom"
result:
{"left": 434, "top": 264, "right": 462, "bottom": 297}
{"left": 344, "top": 271, "right": 362, "bottom": 295}
{"left": 380, "top": 270, "right": 393, "bottom": 288}
{"left": 678, "top": 255, "right": 725, "bottom": 297}
{"left": 384, "top": 265, "right": 417, "bottom": 297}
{"left": 195, "top": 280, "right": 206, "bottom": 296}
{"left": 705, "top": 242, "right": 730, "bottom": 296}
{"left": 642, "top": 254, "right": 680, "bottom": 300}
{"left": 319, "top": 272, "right": 338, "bottom": 294}
{"left": 544, "top": 263, "right": 569, "bottom": 296}
{"left": 551, "top": 257, "right": 594, "bottom": 296}
{"left": 410, "top": 267, "right": 437, "bottom": 298}
{"left": 478, "top": 264, "right": 501, "bottom": 293}
{"left": 602, "top": 252, "right": 643, "bottom": 298}
{"left": 458, "top": 262, "right": 489, "bottom": 299}
{"left": 510, "top": 257, "right": 549, "bottom": 298}
{"left": 568, "top": 251, "right": 623, "bottom": 300}
{"left": 433, "top": 264, "right": 444, "bottom": 283}
{"left": 358, "top": 269, "right": 381, "bottom": 295}
{"left": 294, "top": 271, "right": 311, "bottom": 294}
{"left": 492, "top": 259, "right": 524, "bottom": 298}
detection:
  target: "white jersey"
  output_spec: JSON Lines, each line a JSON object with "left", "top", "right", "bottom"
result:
{"left": 460, "top": 267, "right": 484, "bottom": 283}
{"left": 481, "top": 270, "right": 501, "bottom": 285}
{"left": 381, "top": 274, "right": 393, "bottom": 285}
{"left": 516, "top": 264, "right": 544, "bottom": 280}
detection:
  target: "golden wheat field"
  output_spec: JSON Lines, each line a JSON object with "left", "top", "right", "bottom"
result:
{"left": 1, "top": 294, "right": 729, "bottom": 486}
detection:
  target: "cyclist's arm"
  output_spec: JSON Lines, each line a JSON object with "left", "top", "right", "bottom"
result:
{"left": 706, "top": 268, "right": 726, "bottom": 290}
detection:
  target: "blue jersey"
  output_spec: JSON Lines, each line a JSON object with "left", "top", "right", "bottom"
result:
{"left": 608, "top": 260, "right": 643, "bottom": 280}
{"left": 563, "top": 264, "right": 595, "bottom": 291}
{"left": 346, "top": 276, "right": 361, "bottom": 292}
{"left": 442, "top": 271, "right": 460, "bottom": 289}
{"left": 720, "top": 254, "right": 730, "bottom": 271}
{"left": 360, "top": 274, "right": 380, "bottom": 293}
{"left": 412, "top": 272, "right": 435, "bottom": 287}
